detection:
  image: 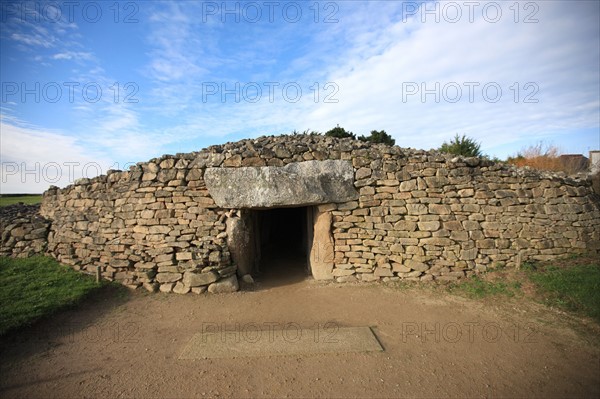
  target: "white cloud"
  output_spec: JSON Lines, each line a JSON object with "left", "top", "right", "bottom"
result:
{"left": 290, "top": 1, "right": 600, "bottom": 156}
{"left": 0, "top": 118, "right": 114, "bottom": 193}
{"left": 118, "top": 0, "right": 597, "bottom": 160}
{"left": 137, "top": 1, "right": 598, "bottom": 158}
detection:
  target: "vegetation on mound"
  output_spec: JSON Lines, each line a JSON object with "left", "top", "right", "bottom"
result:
{"left": 438, "top": 133, "right": 482, "bottom": 157}
{"left": 305, "top": 126, "right": 396, "bottom": 145}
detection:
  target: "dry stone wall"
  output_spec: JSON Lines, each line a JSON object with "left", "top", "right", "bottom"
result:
{"left": 329, "top": 154, "right": 600, "bottom": 282}
{"left": 26, "top": 134, "right": 600, "bottom": 293}
{"left": 0, "top": 204, "right": 50, "bottom": 258}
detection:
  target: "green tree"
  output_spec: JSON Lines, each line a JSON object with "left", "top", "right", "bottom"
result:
{"left": 325, "top": 126, "right": 356, "bottom": 139}
{"left": 358, "top": 130, "right": 395, "bottom": 146}
{"left": 439, "top": 134, "right": 482, "bottom": 157}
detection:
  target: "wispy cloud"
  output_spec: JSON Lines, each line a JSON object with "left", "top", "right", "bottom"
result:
{"left": 145, "top": 2, "right": 211, "bottom": 83}
{"left": 10, "top": 32, "right": 55, "bottom": 48}
{"left": 52, "top": 51, "right": 94, "bottom": 61}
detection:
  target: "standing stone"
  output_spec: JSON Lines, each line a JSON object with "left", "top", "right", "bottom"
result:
{"left": 310, "top": 210, "right": 334, "bottom": 280}
{"left": 226, "top": 214, "right": 254, "bottom": 276}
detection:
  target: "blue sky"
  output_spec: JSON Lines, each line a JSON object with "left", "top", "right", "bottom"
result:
{"left": 1, "top": 0, "right": 599, "bottom": 193}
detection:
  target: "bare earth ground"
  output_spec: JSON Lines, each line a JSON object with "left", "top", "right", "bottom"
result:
{"left": 1, "top": 263, "right": 599, "bottom": 399}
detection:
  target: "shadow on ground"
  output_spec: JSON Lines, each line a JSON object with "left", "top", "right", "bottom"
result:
{"left": 0, "top": 284, "right": 134, "bottom": 368}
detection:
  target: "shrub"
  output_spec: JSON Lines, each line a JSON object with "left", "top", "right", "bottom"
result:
{"left": 292, "top": 129, "right": 321, "bottom": 136}
{"left": 506, "top": 142, "right": 588, "bottom": 175}
{"left": 439, "top": 134, "right": 482, "bottom": 157}
{"left": 358, "top": 130, "right": 395, "bottom": 146}
{"left": 325, "top": 126, "right": 356, "bottom": 140}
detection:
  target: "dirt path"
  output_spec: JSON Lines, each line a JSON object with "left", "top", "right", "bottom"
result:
{"left": 1, "top": 278, "right": 599, "bottom": 398}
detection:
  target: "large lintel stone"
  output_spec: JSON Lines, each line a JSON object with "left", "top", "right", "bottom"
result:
{"left": 204, "top": 160, "right": 358, "bottom": 208}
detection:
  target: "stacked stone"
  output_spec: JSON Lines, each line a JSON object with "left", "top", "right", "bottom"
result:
{"left": 39, "top": 134, "right": 600, "bottom": 292}
{"left": 42, "top": 155, "right": 235, "bottom": 294}
{"left": 328, "top": 152, "right": 600, "bottom": 282}
{"left": 0, "top": 204, "right": 50, "bottom": 257}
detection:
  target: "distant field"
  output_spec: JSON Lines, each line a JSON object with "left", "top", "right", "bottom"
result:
{"left": 0, "top": 195, "right": 42, "bottom": 207}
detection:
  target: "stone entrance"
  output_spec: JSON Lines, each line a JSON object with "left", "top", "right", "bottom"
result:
{"left": 224, "top": 206, "right": 334, "bottom": 282}
{"left": 207, "top": 160, "right": 357, "bottom": 281}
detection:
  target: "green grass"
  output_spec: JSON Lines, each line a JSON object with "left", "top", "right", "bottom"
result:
{"left": 0, "top": 195, "right": 42, "bottom": 207}
{"left": 449, "top": 275, "right": 521, "bottom": 299}
{"left": 447, "top": 256, "right": 600, "bottom": 323}
{"left": 526, "top": 262, "right": 600, "bottom": 323}
{"left": 0, "top": 256, "right": 102, "bottom": 335}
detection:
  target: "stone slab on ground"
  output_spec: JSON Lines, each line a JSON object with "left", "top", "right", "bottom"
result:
{"left": 178, "top": 326, "right": 383, "bottom": 359}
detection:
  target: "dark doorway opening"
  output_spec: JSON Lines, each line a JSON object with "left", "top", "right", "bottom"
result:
{"left": 255, "top": 207, "right": 310, "bottom": 285}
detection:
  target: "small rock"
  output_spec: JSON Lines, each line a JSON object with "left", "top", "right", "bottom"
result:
{"left": 159, "top": 283, "right": 174, "bottom": 293}
{"left": 173, "top": 282, "right": 191, "bottom": 294}
{"left": 208, "top": 275, "right": 239, "bottom": 294}
{"left": 191, "top": 286, "right": 207, "bottom": 294}
{"left": 183, "top": 270, "right": 219, "bottom": 287}
{"left": 143, "top": 282, "right": 159, "bottom": 292}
